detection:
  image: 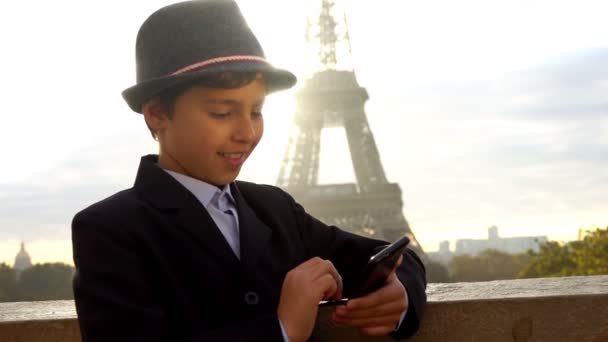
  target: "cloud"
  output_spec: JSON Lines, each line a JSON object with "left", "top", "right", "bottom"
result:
{"left": 0, "top": 177, "right": 122, "bottom": 241}
{"left": 364, "top": 49, "right": 608, "bottom": 250}
{"left": 391, "top": 49, "right": 608, "bottom": 167}
{"left": 498, "top": 50, "right": 608, "bottom": 120}
{"left": 0, "top": 135, "right": 149, "bottom": 242}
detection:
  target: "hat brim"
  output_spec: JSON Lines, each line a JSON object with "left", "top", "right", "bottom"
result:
{"left": 122, "top": 62, "right": 297, "bottom": 113}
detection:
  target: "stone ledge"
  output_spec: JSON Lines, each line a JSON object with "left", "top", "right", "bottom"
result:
{"left": 0, "top": 300, "right": 76, "bottom": 323}
{"left": 425, "top": 275, "right": 608, "bottom": 301}
{"left": 1, "top": 275, "right": 607, "bottom": 341}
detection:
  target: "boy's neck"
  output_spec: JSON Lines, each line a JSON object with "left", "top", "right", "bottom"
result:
{"left": 157, "top": 152, "right": 227, "bottom": 190}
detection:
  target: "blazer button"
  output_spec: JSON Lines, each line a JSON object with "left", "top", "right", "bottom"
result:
{"left": 244, "top": 291, "right": 260, "bottom": 306}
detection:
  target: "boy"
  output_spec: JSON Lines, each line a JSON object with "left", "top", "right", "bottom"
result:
{"left": 71, "top": 1, "right": 426, "bottom": 341}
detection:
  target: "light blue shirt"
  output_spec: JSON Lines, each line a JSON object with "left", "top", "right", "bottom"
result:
{"left": 164, "top": 170, "right": 240, "bottom": 259}
{"left": 163, "top": 170, "right": 290, "bottom": 340}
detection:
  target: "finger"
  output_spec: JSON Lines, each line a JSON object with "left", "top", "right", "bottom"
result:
{"left": 345, "top": 276, "right": 402, "bottom": 310}
{"left": 310, "top": 259, "right": 343, "bottom": 299}
{"left": 286, "top": 258, "right": 322, "bottom": 280}
{"left": 335, "top": 299, "right": 406, "bottom": 319}
{"left": 323, "top": 260, "right": 343, "bottom": 298}
{"left": 393, "top": 255, "right": 403, "bottom": 271}
{"left": 295, "top": 258, "right": 335, "bottom": 279}
{"left": 328, "top": 264, "right": 343, "bottom": 299}
{"left": 317, "top": 273, "right": 338, "bottom": 300}
{"left": 299, "top": 257, "right": 325, "bottom": 270}
{"left": 294, "top": 258, "right": 343, "bottom": 300}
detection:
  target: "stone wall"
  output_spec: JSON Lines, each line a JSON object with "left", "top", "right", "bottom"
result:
{"left": 1, "top": 275, "right": 607, "bottom": 341}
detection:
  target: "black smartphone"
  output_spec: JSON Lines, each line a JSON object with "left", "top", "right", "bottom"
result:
{"left": 318, "top": 236, "right": 410, "bottom": 307}
{"left": 350, "top": 236, "right": 410, "bottom": 298}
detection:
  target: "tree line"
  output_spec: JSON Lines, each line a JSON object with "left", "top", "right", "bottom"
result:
{"left": 426, "top": 226, "right": 608, "bottom": 283}
{"left": 0, "top": 262, "right": 74, "bottom": 302}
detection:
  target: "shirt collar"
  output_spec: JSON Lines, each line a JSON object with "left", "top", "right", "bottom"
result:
{"left": 163, "top": 169, "right": 235, "bottom": 209}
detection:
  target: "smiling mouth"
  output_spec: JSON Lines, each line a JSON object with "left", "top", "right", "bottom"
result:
{"left": 219, "top": 152, "right": 246, "bottom": 159}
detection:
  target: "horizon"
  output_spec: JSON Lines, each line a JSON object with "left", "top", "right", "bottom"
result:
{"left": 1, "top": 224, "right": 598, "bottom": 266}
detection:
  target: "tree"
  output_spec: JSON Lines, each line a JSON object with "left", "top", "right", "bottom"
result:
{"left": 14, "top": 263, "right": 75, "bottom": 301}
{"left": 519, "top": 227, "right": 608, "bottom": 278}
{"left": 0, "top": 263, "right": 17, "bottom": 302}
{"left": 425, "top": 260, "right": 450, "bottom": 283}
{"left": 449, "top": 249, "right": 531, "bottom": 282}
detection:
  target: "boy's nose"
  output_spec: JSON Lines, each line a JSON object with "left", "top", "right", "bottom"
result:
{"left": 233, "top": 116, "right": 257, "bottom": 143}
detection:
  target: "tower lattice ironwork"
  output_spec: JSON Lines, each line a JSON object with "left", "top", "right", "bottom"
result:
{"left": 277, "top": 0, "right": 424, "bottom": 254}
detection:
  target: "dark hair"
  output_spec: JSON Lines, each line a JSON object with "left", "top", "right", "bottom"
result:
{"left": 145, "top": 71, "right": 261, "bottom": 138}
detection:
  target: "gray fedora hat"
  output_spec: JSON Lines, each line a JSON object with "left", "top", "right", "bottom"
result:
{"left": 122, "top": 0, "right": 297, "bottom": 113}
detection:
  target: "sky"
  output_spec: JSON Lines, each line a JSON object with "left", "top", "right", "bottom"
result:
{"left": 1, "top": 0, "right": 607, "bottom": 264}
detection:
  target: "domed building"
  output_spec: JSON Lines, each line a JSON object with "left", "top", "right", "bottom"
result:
{"left": 14, "top": 242, "right": 32, "bottom": 272}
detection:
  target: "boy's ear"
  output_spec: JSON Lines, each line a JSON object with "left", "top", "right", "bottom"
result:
{"left": 142, "top": 97, "right": 170, "bottom": 134}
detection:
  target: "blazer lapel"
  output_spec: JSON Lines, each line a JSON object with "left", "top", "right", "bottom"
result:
{"left": 231, "top": 182, "right": 272, "bottom": 271}
{"left": 133, "top": 155, "right": 240, "bottom": 270}
{"left": 174, "top": 200, "right": 241, "bottom": 269}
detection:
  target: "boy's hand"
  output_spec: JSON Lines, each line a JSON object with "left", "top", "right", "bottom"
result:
{"left": 332, "top": 256, "right": 408, "bottom": 336}
{"left": 278, "top": 257, "right": 343, "bottom": 342}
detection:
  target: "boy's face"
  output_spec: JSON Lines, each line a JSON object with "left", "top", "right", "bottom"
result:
{"left": 149, "top": 75, "right": 266, "bottom": 186}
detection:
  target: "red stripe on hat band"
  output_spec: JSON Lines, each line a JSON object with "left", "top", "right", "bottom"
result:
{"left": 170, "top": 55, "right": 269, "bottom": 76}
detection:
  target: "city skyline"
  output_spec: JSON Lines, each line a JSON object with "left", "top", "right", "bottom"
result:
{"left": 2, "top": 224, "right": 585, "bottom": 266}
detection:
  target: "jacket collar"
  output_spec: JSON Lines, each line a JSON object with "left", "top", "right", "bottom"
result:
{"left": 230, "top": 182, "right": 272, "bottom": 271}
{"left": 164, "top": 168, "right": 235, "bottom": 210}
{"left": 133, "top": 154, "right": 271, "bottom": 271}
{"left": 133, "top": 154, "right": 193, "bottom": 210}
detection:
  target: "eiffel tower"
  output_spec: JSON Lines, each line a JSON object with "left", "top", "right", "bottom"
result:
{"left": 276, "top": 0, "right": 424, "bottom": 255}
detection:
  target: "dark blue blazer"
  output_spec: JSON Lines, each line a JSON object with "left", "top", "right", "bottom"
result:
{"left": 72, "top": 155, "right": 426, "bottom": 341}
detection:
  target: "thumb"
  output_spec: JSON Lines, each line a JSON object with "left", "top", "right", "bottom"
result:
{"left": 393, "top": 255, "right": 403, "bottom": 272}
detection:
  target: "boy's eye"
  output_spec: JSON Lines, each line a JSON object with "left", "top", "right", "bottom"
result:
{"left": 209, "top": 112, "right": 230, "bottom": 118}
{"left": 252, "top": 111, "right": 263, "bottom": 117}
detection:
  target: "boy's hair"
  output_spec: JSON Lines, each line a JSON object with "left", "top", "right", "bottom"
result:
{"left": 145, "top": 71, "right": 261, "bottom": 139}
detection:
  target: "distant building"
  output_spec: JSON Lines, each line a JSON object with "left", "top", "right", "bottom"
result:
{"left": 14, "top": 242, "right": 32, "bottom": 272}
{"left": 427, "top": 241, "right": 452, "bottom": 266}
{"left": 455, "top": 226, "right": 547, "bottom": 256}
{"left": 427, "top": 226, "right": 548, "bottom": 265}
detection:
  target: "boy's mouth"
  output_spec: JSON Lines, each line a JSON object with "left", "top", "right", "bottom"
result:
{"left": 218, "top": 152, "right": 247, "bottom": 167}
{"left": 219, "top": 152, "right": 245, "bottom": 159}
